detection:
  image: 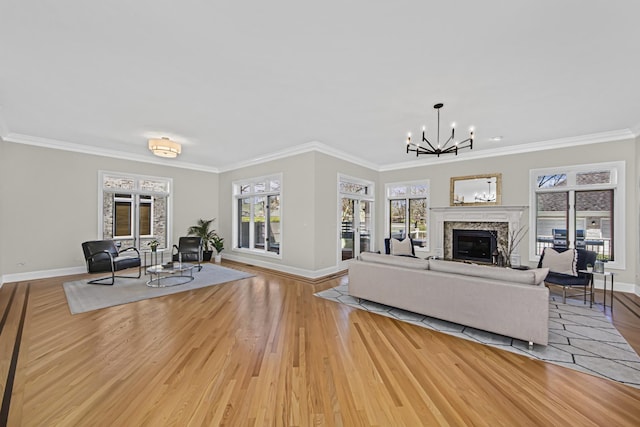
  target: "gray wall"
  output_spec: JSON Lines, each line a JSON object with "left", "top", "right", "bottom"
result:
{"left": 380, "top": 138, "right": 637, "bottom": 284}
{"left": 217, "top": 151, "right": 378, "bottom": 274}
{"left": 1, "top": 137, "right": 638, "bottom": 287}
{"left": 0, "top": 138, "right": 5, "bottom": 282}
{"left": 0, "top": 142, "right": 218, "bottom": 277}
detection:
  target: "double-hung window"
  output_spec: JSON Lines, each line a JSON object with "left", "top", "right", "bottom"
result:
{"left": 233, "top": 175, "right": 281, "bottom": 256}
{"left": 529, "top": 161, "right": 624, "bottom": 267}
{"left": 385, "top": 181, "right": 430, "bottom": 251}
{"left": 100, "top": 172, "right": 171, "bottom": 250}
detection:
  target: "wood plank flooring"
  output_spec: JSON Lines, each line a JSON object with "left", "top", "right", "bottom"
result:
{"left": 2, "top": 262, "right": 640, "bottom": 426}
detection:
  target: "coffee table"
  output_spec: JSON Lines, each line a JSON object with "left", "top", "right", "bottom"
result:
{"left": 146, "top": 263, "right": 195, "bottom": 287}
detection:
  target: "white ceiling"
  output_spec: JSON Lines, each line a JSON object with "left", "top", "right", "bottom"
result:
{"left": 1, "top": 1, "right": 639, "bottom": 172}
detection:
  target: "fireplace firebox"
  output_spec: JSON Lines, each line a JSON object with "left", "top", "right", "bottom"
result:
{"left": 452, "top": 229, "right": 497, "bottom": 263}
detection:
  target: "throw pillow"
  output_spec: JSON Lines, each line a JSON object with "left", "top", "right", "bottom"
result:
{"left": 541, "top": 248, "right": 578, "bottom": 276}
{"left": 390, "top": 237, "right": 414, "bottom": 256}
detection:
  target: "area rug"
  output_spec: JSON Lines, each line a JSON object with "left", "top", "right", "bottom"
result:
{"left": 315, "top": 283, "right": 640, "bottom": 389}
{"left": 64, "top": 264, "right": 254, "bottom": 314}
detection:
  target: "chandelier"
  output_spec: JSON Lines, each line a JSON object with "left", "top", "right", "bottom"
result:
{"left": 148, "top": 137, "right": 182, "bottom": 158}
{"left": 475, "top": 179, "right": 496, "bottom": 202}
{"left": 406, "top": 103, "right": 474, "bottom": 157}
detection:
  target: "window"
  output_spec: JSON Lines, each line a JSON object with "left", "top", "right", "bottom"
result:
{"left": 233, "top": 175, "right": 281, "bottom": 256}
{"left": 385, "top": 181, "right": 429, "bottom": 250}
{"left": 100, "top": 172, "right": 171, "bottom": 250}
{"left": 530, "top": 162, "right": 624, "bottom": 267}
{"left": 339, "top": 176, "right": 374, "bottom": 262}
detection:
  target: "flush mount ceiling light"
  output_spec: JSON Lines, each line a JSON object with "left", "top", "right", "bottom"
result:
{"left": 406, "top": 103, "right": 474, "bottom": 157}
{"left": 148, "top": 137, "right": 181, "bottom": 158}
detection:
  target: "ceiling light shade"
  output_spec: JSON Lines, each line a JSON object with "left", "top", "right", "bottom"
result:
{"left": 148, "top": 137, "right": 181, "bottom": 158}
{"left": 406, "top": 103, "right": 474, "bottom": 157}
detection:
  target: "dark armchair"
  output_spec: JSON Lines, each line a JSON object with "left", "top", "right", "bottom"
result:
{"left": 173, "top": 237, "right": 203, "bottom": 271}
{"left": 81, "top": 240, "right": 141, "bottom": 285}
{"left": 538, "top": 247, "right": 597, "bottom": 305}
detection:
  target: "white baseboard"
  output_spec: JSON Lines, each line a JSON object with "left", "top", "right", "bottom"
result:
{"left": 591, "top": 280, "right": 637, "bottom": 296}
{"left": 221, "top": 253, "right": 344, "bottom": 280}
{"left": 2, "top": 266, "right": 86, "bottom": 285}
{"left": 2, "top": 263, "right": 639, "bottom": 298}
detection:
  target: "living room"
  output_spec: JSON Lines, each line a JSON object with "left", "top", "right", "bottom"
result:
{"left": 2, "top": 1, "right": 640, "bottom": 424}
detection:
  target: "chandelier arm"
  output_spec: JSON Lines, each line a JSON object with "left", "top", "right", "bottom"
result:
{"left": 441, "top": 134, "right": 455, "bottom": 150}
{"left": 421, "top": 135, "right": 439, "bottom": 152}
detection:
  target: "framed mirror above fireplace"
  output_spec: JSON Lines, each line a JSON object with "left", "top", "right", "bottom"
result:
{"left": 450, "top": 173, "right": 502, "bottom": 206}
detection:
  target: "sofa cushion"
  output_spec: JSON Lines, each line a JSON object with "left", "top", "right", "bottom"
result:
{"left": 390, "top": 238, "right": 414, "bottom": 256}
{"left": 429, "top": 260, "right": 549, "bottom": 285}
{"left": 384, "top": 238, "right": 416, "bottom": 256}
{"left": 540, "top": 248, "right": 578, "bottom": 276}
{"left": 359, "top": 251, "right": 429, "bottom": 270}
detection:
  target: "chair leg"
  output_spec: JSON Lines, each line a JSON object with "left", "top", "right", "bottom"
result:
{"left": 562, "top": 286, "right": 567, "bottom": 304}
{"left": 88, "top": 269, "right": 116, "bottom": 285}
{"left": 89, "top": 265, "right": 141, "bottom": 285}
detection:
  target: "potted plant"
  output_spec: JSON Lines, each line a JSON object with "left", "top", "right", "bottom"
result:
{"left": 187, "top": 218, "right": 217, "bottom": 262}
{"left": 148, "top": 239, "right": 160, "bottom": 252}
{"left": 212, "top": 234, "right": 224, "bottom": 263}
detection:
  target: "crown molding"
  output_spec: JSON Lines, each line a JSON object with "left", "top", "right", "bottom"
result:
{"left": 4, "top": 133, "right": 220, "bottom": 173}
{"left": 379, "top": 128, "right": 635, "bottom": 172}
{"left": 217, "top": 140, "right": 380, "bottom": 173}
{"left": 3, "top": 127, "right": 635, "bottom": 175}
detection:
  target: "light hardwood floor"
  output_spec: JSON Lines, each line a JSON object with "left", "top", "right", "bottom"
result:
{"left": 2, "top": 262, "right": 640, "bottom": 426}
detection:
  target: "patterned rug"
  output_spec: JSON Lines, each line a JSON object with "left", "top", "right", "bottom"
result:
{"left": 315, "top": 283, "right": 640, "bottom": 389}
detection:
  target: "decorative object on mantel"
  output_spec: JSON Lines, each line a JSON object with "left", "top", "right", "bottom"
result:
{"left": 450, "top": 173, "right": 502, "bottom": 206}
{"left": 496, "top": 225, "right": 527, "bottom": 268}
{"left": 148, "top": 137, "right": 182, "bottom": 158}
{"left": 406, "top": 103, "right": 474, "bottom": 157}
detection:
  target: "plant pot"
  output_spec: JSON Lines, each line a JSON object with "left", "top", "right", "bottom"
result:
{"left": 214, "top": 254, "right": 222, "bottom": 263}
{"left": 202, "top": 250, "right": 213, "bottom": 262}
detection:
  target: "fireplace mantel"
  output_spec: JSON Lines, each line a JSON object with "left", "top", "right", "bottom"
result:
{"left": 430, "top": 206, "right": 528, "bottom": 263}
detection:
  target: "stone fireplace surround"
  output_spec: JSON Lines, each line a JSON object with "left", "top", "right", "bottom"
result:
{"left": 431, "top": 206, "right": 527, "bottom": 266}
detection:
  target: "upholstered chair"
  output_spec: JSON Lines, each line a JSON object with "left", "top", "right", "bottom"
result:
{"left": 81, "top": 240, "right": 142, "bottom": 285}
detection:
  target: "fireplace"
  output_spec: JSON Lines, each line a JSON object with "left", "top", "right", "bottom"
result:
{"left": 452, "top": 229, "right": 497, "bottom": 263}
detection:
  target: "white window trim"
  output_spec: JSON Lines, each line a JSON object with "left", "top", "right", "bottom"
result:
{"left": 337, "top": 174, "right": 375, "bottom": 266}
{"left": 528, "top": 161, "right": 625, "bottom": 269}
{"left": 113, "top": 194, "right": 134, "bottom": 239}
{"left": 98, "top": 171, "right": 172, "bottom": 246}
{"left": 139, "top": 196, "right": 154, "bottom": 238}
{"left": 384, "top": 179, "right": 431, "bottom": 253}
{"left": 232, "top": 173, "right": 283, "bottom": 259}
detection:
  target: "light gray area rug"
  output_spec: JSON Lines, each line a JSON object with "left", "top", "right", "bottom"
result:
{"left": 315, "top": 283, "right": 640, "bottom": 389}
{"left": 64, "top": 264, "right": 254, "bottom": 314}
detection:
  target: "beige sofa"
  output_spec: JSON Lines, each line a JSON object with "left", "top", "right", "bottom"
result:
{"left": 348, "top": 252, "right": 550, "bottom": 346}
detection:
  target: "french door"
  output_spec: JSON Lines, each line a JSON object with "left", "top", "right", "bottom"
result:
{"left": 340, "top": 197, "right": 373, "bottom": 262}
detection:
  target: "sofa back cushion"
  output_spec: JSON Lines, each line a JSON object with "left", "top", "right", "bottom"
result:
{"left": 429, "top": 260, "right": 549, "bottom": 285}
{"left": 359, "top": 251, "right": 429, "bottom": 270}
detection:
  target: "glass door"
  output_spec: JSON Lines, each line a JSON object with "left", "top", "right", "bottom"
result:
{"left": 340, "top": 198, "right": 372, "bottom": 261}
{"left": 341, "top": 198, "right": 355, "bottom": 261}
